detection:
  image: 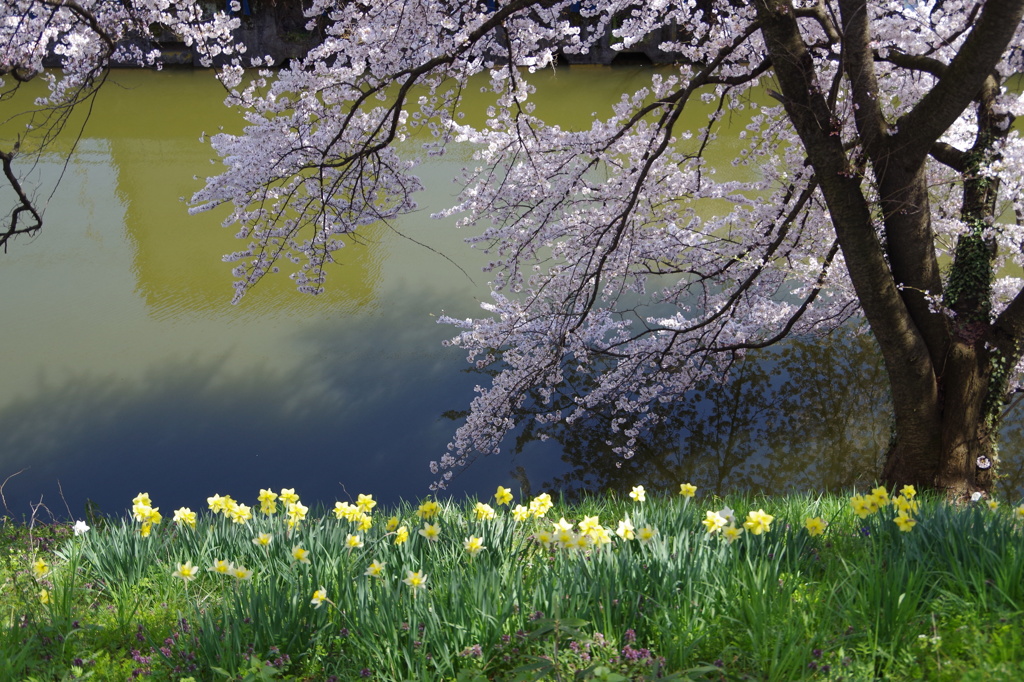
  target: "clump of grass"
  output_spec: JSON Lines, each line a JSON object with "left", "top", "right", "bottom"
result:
{"left": 1, "top": 485, "right": 1023, "bottom": 680}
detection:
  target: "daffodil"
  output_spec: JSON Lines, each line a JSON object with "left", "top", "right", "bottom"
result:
{"left": 900, "top": 484, "right": 917, "bottom": 499}
{"left": 279, "top": 488, "right": 300, "bottom": 505}
{"left": 31, "top": 558, "right": 48, "bottom": 579}
{"left": 578, "top": 515, "right": 601, "bottom": 534}
{"left": 679, "top": 482, "right": 697, "bottom": 498}
{"left": 987, "top": 499, "right": 1000, "bottom": 511}
{"left": 637, "top": 526, "right": 657, "bottom": 543}
{"left": 718, "top": 506, "right": 736, "bottom": 525}
{"left": 386, "top": 515, "right": 400, "bottom": 531}
{"left": 629, "top": 485, "right": 646, "bottom": 502}
{"left": 403, "top": 570, "right": 428, "bottom": 591}
{"left": 208, "top": 559, "right": 232, "bottom": 576}
{"left": 253, "top": 532, "right": 272, "bottom": 547}
{"left": 292, "top": 545, "right": 311, "bottom": 564}
{"left": 743, "top": 509, "right": 774, "bottom": 535}
{"left": 804, "top": 517, "right": 827, "bottom": 537}
{"left": 419, "top": 522, "right": 441, "bottom": 542}
{"left": 894, "top": 513, "right": 917, "bottom": 532}
{"left": 311, "top": 587, "right": 328, "bottom": 608}
{"left": 232, "top": 565, "right": 253, "bottom": 580}
{"left": 173, "top": 507, "right": 197, "bottom": 528}
{"left": 334, "top": 501, "right": 359, "bottom": 522}
{"left": 850, "top": 494, "right": 873, "bottom": 519}
{"left": 511, "top": 504, "right": 530, "bottom": 521}
{"left": 893, "top": 495, "right": 919, "bottom": 515}
{"left": 356, "top": 493, "right": 377, "bottom": 513}
{"left": 365, "top": 560, "right": 386, "bottom": 578}
{"left": 494, "top": 486, "right": 514, "bottom": 506}
{"left": 616, "top": 518, "right": 635, "bottom": 540}
{"left": 206, "top": 494, "right": 228, "bottom": 514}
{"left": 73, "top": 520, "right": 90, "bottom": 536}
{"left": 464, "top": 536, "right": 486, "bottom": 556}
{"left": 132, "top": 492, "right": 152, "bottom": 510}
{"left": 702, "top": 511, "right": 727, "bottom": 534}
{"left": 346, "top": 534, "right": 364, "bottom": 549}
{"left": 39, "top": 589, "right": 50, "bottom": 605}
{"left": 473, "top": 502, "right": 496, "bottom": 520}
{"left": 357, "top": 513, "right": 373, "bottom": 531}
{"left": 723, "top": 525, "right": 744, "bottom": 543}
{"left": 172, "top": 561, "right": 198, "bottom": 582}
{"left": 139, "top": 522, "right": 152, "bottom": 538}
{"left": 534, "top": 529, "right": 554, "bottom": 546}
{"left": 529, "top": 493, "right": 553, "bottom": 518}
{"left": 416, "top": 499, "right": 441, "bottom": 520}
{"left": 287, "top": 501, "right": 309, "bottom": 523}
{"left": 228, "top": 503, "right": 252, "bottom": 524}
{"left": 258, "top": 488, "right": 278, "bottom": 515}
{"left": 574, "top": 533, "right": 592, "bottom": 550}
{"left": 556, "top": 529, "right": 576, "bottom": 548}
{"left": 1015, "top": 504, "right": 1024, "bottom": 520}
{"left": 589, "top": 526, "right": 613, "bottom": 546}
{"left": 394, "top": 526, "right": 409, "bottom": 545}
{"left": 552, "top": 517, "right": 574, "bottom": 532}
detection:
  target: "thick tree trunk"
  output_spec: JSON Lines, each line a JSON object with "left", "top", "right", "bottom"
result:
{"left": 882, "top": 335, "right": 996, "bottom": 498}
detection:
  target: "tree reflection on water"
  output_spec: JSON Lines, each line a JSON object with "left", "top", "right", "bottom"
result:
{"left": 472, "top": 330, "right": 1024, "bottom": 501}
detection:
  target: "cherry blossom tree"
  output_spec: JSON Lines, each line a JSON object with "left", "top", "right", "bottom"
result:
{"left": 0, "top": 0, "right": 239, "bottom": 249}
{"left": 8, "top": 1, "right": 1024, "bottom": 498}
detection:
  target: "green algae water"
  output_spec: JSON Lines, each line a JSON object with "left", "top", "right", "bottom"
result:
{"left": 1, "top": 67, "right": 1022, "bottom": 518}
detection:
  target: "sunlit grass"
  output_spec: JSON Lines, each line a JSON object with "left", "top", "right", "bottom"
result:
{"left": 2, "top": 485, "right": 1024, "bottom": 680}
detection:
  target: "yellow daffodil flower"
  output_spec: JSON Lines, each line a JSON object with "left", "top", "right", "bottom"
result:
{"left": 743, "top": 509, "right": 775, "bottom": 535}
{"left": 258, "top": 488, "right": 278, "bottom": 515}
{"left": 702, "top": 511, "right": 727, "bottom": 534}
{"left": 208, "top": 559, "right": 232, "bottom": 575}
{"left": 723, "top": 525, "right": 744, "bottom": 543}
{"left": 511, "top": 504, "right": 530, "bottom": 521}
{"left": 1015, "top": 504, "right": 1024, "bottom": 520}
{"left": 679, "top": 483, "right": 697, "bottom": 498}
{"left": 629, "top": 485, "right": 646, "bottom": 502}
{"left": 206, "top": 494, "right": 228, "bottom": 513}
{"left": 529, "top": 493, "right": 553, "bottom": 518}
{"left": 253, "top": 532, "right": 272, "bottom": 547}
{"left": 804, "top": 517, "right": 827, "bottom": 537}
{"left": 311, "top": 586, "right": 327, "bottom": 608}
{"left": 365, "top": 560, "right": 386, "bottom": 578}
{"left": 616, "top": 518, "right": 635, "bottom": 540}
{"left": 228, "top": 503, "right": 252, "bottom": 524}
{"left": 850, "top": 494, "right": 873, "bottom": 519}
{"left": 173, "top": 508, "right": 197, "bottom": 528}
{"left": 894, "top": 513, "right": 917, "bottom": 532}
{"left": 232, "top": 565, "right": 253, "bottom": 580}
{"left": 31, "top": 558, "right": 48, "bottom": 579}
{"left": 987, "top": 499, "right": 1000, "bottom": 511}
{"left": 416, "top": 499, "right": 441, "bottom": 520}
{"left": 589, "top": 526, "right": 612, "bottom": 546}
{"left": 464, "top": 536, "right": 486, "bottom": 556}
{"left": 172, "top": 561, "right": 198, "bottom": 582}
{"left": 556, "top": 530, "right": 576, "bottom": 548}
{"left": 139, "top": 523, "right": 152, "bottom": 538}
{"left": 279, "top": 488, "right": 300, "bottom": 505}
{"left": 495, "top": 486, "right": 514, "bottom": 506}
{"left": 403, "top": 570, "right": 428, "bottom": 591}
{"left": 394, "top": 526, "right": 409, "bottom": 545}
{"left": 578, "top": 515, "right": 601, "bottom": 534}
{"left": 534, "top": 529, "right": 554, "bottom": 546}
{"left": 419, "top": 522, "right": 441, "bottom": 542}
{"left": 346, "top": 534, "right": 364, "bottom": 549}
{"left": 900, "top": 484, "right": 917, "bottom": 499}
{"left": 292, "top": 546, "right": 311, "bottom": 564}
{"left": 356, "top": 493, "right": 377, "bottom": 513}
{"left": 357, "top": 513, "right": 373, "bottom": 531}
{"left": 473, "top": 502, "right": 496, "bottom": 520}
{"left": 552, "top": 517, "right": 574, "bottom": 532}
{"left": 386, "top": 516, "right": 400, "bottom": 531}
{"left": 39, "top": 589, "right": 50, "bottom": 605}
{"left": 637, "top": 526, "right": 657, "bottom": 543}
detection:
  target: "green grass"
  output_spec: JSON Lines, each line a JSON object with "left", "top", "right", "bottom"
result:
{"left": 1, "top": 486, "right": 1023, "bottom": 680}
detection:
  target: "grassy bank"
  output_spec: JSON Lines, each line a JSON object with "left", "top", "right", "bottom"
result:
{"left": 2, "top": 484, "right": 1024, "bottom": 681}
